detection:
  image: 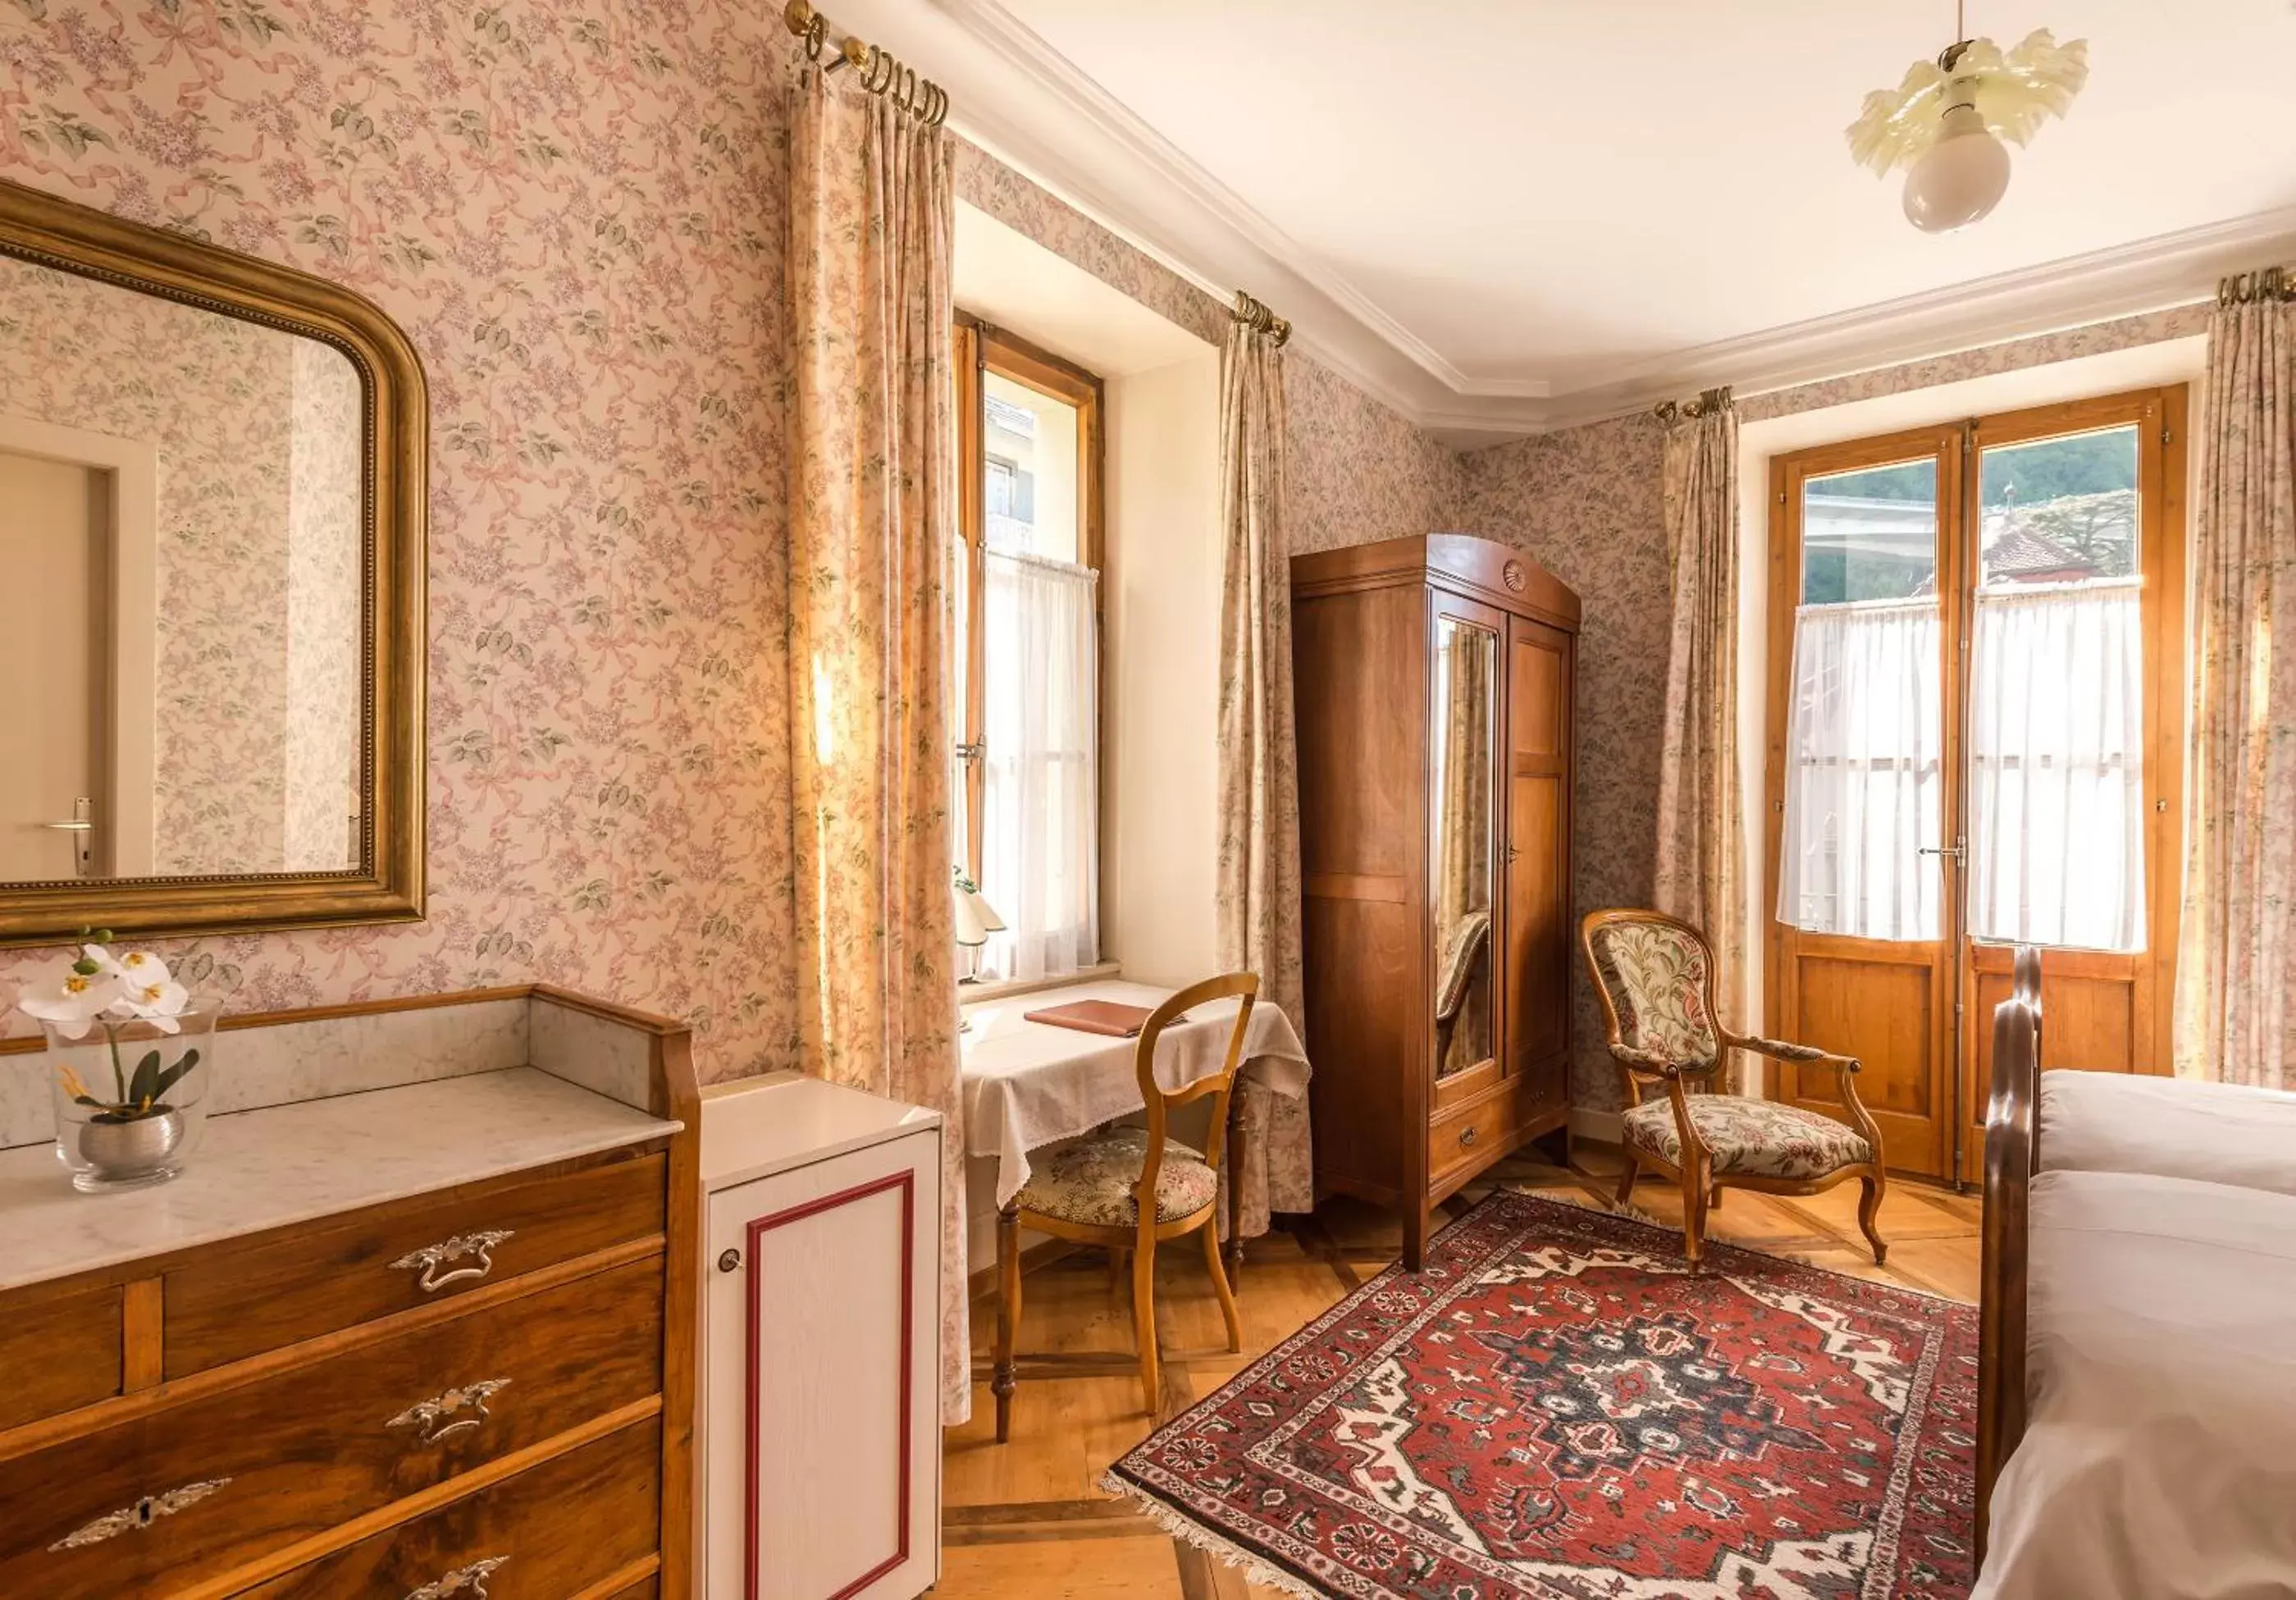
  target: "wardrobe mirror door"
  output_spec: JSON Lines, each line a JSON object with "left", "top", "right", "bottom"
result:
{"left": 1431, "top": 614, "right": 1498, "bottom": 1078}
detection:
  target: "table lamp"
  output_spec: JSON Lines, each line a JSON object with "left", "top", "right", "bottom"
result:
{"left": 952, "top": 868, "right": 1005, "bottom": 987}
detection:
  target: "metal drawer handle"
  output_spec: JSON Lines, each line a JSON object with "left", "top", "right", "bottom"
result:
{"left": 388, "top": 1378, "right": 512, "bottom": 1446}
{"left": 48, "top": 1479, "right": 231, "bottom": 1551}
{"left": 390, "top": 1229, "right": 515, "bottom": 1292}
{"left": 405, "top": 1557, "right": 509, "bottom": 1599}
{"left": 1459, "top": 1125, "right": 1479, "bottom": 1147}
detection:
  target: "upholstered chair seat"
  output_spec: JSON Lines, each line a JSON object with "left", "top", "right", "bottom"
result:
{"left": 1620, "top": 1095, "right": 1874, "bottom": 1181}
{"left": 1016, "top": 1128, "right": 1220, "bottom": 1229}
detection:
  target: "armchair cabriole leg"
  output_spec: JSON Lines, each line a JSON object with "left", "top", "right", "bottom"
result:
{"left": 1677, "top": 1159, "right": 1708, "bottom": 1273}
{"left": 1613, "top": 1153, "right": 1639, "bottom": 1209}
{"left": 1859, "top": 1172, "right": 1889, "bottom": 1264}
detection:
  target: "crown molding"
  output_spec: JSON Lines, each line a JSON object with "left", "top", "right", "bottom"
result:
{"left": 841, "top": 0, "right": 2293, "bottom": 442}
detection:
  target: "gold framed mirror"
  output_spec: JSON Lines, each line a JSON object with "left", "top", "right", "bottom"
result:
{"left": 0, "top": 177, "right": 425, "bottom": 946}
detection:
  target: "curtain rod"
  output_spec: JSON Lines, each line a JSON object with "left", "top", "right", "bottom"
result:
{"left": 1653, "top": 385, "right": 1732, "bottom": 422}
{"left": 784, "top": 0, "right": 949, "bottom": 126}
{"left": 1232, "top": 290, "right": 1291, "bottom": 348}
{"left": 2219, "top": 266, "right": 2292, "bottom": 305}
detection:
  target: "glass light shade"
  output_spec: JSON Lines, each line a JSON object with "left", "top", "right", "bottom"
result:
{"left": 1902, "top": 105, "right": 2011, "bottom": 232}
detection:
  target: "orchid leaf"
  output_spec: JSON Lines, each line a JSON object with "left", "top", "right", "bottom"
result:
{"left": 127, "top": 1049, "right": 164, "bottom": 1108}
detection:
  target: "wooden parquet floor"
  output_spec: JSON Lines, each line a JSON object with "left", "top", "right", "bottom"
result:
{"left": 938, "top": 1143, "right": 1982, "bottom": 1599}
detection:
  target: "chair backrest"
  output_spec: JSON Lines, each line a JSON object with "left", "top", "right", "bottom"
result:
{"left": 1132, "top": 971, "right": 1259, "bottom": 1220}
{"left": 1578, "top": 908, "right": 1723, "bottom": 1099}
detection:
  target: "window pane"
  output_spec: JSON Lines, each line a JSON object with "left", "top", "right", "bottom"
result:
{"left": 1979, "top": 425, "right": 2139, "bottom": 587}
{"left": 983, "top": 372, "right": 1080, "bottom": 563}
{"left": 1779, "top": 457, "right": 1943, "bottom": 939}
{"left": 1801, "top": 458, "right": 1938, "bottom": 602}
{"left": 1967, "top": 425, "right": 2145, "bottom": 951}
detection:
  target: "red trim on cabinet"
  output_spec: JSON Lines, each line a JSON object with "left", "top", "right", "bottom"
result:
{"left": 744, "top": 1167, "right": 917, "bottom": 1600}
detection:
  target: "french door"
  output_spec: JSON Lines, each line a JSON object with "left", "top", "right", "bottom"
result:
{"left": 1764, "top": 386, "right": 2187, "bottom": 1182}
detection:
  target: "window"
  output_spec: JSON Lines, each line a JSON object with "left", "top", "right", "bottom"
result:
{"left": 953, "top": 317, "right": 1102, "bottom": 984}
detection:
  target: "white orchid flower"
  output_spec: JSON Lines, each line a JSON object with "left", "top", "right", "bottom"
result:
{"left": 80, "top": 941, "right": 125, "bottom": 976}
{"left": 113, "top": 948, "right": 169, "bottom": 985}
{"left": 15, "top": 967, "right": 127, "bottom": 1040}
{"left": 119, "top": 976, "right": 192, "bottom": 1034}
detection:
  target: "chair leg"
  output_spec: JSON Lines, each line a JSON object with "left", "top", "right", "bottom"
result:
{"left": 1202, "top": 1221, "right": 1242, "bottom": 1354}
{"left": 1859, "top": 1171, "right": 1889, "bottom": 1264}
{"left": 1131, "top": 1232, "right": 1161, "bottom": 1416}
{"left": 994, "top": 1203, "right": 1020, "bottom": 1443}
{"left": 1677, "top": 1159, "right": 1708, "bottom": 1273}
{"left": 1107, "top": 1245, "right": 1129, "bottom": 1297}
{"left": 1709, "top": 1184, "right": 1723, "bottom": 1211}
{"left": 1613, "top": 1153, "right": 1640, "bottom": 1208}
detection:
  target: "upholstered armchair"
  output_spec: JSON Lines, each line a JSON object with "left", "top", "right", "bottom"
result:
{"left": 1578, "top": 908, "right": 1888, "bottom": 1270}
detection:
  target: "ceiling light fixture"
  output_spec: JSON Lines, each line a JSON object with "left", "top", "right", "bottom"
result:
{"left": 1847, "top": 4, "right": 2088, "bottom": 233}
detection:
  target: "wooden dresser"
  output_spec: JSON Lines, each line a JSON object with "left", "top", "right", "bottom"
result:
{"left": 0, "top": 986, "right": 701, "bottom": 1600}
{"left": 1291, "top": 533, "right": 1581, "bottom": 1268}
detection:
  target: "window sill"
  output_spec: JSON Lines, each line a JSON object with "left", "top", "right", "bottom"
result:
{"left": 957, "top": 962, "right": 1121, "bottom": 1006}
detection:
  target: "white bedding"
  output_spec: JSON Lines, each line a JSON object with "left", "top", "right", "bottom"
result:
{"left": 2038, "top": 1069, "right": 2296, "bottom": 1197}
{"left": 1977, "top": 1169, "right": 2296, "bottom": 1599}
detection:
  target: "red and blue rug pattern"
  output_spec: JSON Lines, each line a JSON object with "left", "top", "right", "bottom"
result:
{"left": 1108, "top": 1192, "right": 1976, "bottom": 1598}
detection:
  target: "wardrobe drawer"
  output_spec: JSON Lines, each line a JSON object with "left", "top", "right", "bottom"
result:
{"left": 0, "top": 1256, "right": 662, "bottom": 1599}
{"left": 1428, "top": 1090, "right": 1509, "bottom": 1184}
{"left": 241, "top": 1418, "right": 661, "bottom": 1600}
{"left": 165, "top": 1150, "right": 666, "bottom": 1376}
{"left": 0, "top": 1279, "right": 123, "bottom": 1432}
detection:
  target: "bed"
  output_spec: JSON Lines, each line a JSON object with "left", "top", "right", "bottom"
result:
{"left": 1975, "top": 950, "right": 2296, "bottom": 1598}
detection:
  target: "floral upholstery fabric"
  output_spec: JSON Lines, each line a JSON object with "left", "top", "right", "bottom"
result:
{"left": 1017, "top": 1128, "right": 1220, "bottom": 1229}
{"left": 1622, "top": 1096, "right": 1872, "bottom": 1181}
{"left": 1590, "top": 922, "right": 1719, "bottom": 1067}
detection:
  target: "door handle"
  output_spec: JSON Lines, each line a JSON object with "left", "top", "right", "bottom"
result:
{"left": 1917, "top": 844, "right": 1965, "bottom": 861}
{"left": 40, "top": 821, "right": 94, "bottom": 831}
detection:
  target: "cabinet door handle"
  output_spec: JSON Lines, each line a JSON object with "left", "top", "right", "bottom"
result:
{"left": 388, "top": 1378, "right": 511, "bottom": 1446}
{"left": 1459, "top": 1125, "right": 1479, "bottom": 1148}
{"left": 48, "top": 1479, "right": 231, "bottom": 1551}
{"left": 404, "top": 1557, "right": 509, "bottom": 1599}
{"left": 390, "top": 1229, "right": 515, "bottom": 1293}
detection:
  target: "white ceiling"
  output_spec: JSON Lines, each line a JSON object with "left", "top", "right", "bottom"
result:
{"left": 845, "top": 0, "right": 2296, "bottom": 438}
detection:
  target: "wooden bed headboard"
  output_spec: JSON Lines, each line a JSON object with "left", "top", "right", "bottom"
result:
{"left": 1974, "top": 944, "right": 2043, "bottom": 1562}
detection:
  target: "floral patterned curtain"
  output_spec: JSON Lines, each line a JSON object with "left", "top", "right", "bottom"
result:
{"left": 2175, "top": 267, "right": 2296, "bottom": 1090}
{"left": 1655, "top": 393, "right": 1746, "bottom": 1086}
{"left": 1215, "top": 299, "right": 1313, "bottom": 1237}
{"left": 786, "top": 70, "right": 970, "bottom": 1419}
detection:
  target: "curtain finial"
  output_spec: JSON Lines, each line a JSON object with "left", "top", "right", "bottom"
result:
{"left": 1232, "top": 290, "right": 1291, "bottom": 348}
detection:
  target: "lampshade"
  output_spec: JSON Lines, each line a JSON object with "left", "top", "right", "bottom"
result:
{"left": 1902, "top": 103, "right": 2011, "bottom": 233}
{"left": 952, "top": 879, "right": 1006, "bottom": 949}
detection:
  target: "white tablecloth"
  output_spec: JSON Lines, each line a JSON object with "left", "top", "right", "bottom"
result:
{"left": 959, "top": 979, "right": 1310, "bottom": 1218}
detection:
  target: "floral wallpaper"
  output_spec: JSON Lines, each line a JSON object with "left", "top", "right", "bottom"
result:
{"left": 1, "top": 0, "right": 798, "bottom": 1081}
{"left": 1287, "top": 351, "right": 1463, "bottom": 555}
{"left": 1456, "top": 414, "right": 1672, "bottom": 1112}
{"left": 0, "top": 255, "right": 306, "bottom": 871}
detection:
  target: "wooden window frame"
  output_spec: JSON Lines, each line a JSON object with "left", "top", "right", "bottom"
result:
{"left": 952, "top": 312, "right": 1106, "bottom": 886}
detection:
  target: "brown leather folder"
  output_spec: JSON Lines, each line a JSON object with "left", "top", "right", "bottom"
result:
{"left": 1021, "top": 999, "right": 1180, "bottom": 1038}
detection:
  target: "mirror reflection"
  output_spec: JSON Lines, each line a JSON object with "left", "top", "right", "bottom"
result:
{"left": 1431, "top": 615, "right": 1497, "bottom": 1077}
{"left": 0, "top": 254, "right": 364, "bottom": 885}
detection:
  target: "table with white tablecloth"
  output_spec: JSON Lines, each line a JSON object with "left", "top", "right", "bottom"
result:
{"left": 958, "top": 980, "right": 1311, "bottom": 1243}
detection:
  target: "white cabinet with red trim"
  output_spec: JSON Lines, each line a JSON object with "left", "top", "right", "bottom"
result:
{"left": 699, "top": 1074, "right": 943, "bottom": 1600}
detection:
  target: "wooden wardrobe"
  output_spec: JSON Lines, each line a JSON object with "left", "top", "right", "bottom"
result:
{"left": 1291, "top": 534, "right": 1579, "bottom": 1268}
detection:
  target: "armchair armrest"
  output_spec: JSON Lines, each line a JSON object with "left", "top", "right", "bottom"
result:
{"left": 1724, "top": 1031, "right": 1860, "bottom": 1073}
{"left": 1607, "top": 1043, "right": 1723, "bottom": 1081}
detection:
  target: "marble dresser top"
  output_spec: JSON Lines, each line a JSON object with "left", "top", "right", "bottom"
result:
{"left": 0, "top": 1067, "right": 679, "bottom": 1293}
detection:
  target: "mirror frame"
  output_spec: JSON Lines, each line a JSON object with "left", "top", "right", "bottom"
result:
{"left": 0, "top": 176, "right": 425, "bottom": 947}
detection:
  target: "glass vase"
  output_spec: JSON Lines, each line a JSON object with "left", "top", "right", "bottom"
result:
{"left": 43, "top": 1008, "right": 218, "bottom": 1192}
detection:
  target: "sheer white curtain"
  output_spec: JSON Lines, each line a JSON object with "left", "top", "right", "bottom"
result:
{"left": 1777, "top": 599, "right": 1942, "bottom": 940}
{"left": 978, "top": 548, "right": 1099, "bottom": 982}
{"left": 1969, "top": 581, "right": 2146, "bottom": 951}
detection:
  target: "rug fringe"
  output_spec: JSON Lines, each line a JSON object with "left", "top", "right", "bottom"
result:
{"left": 1099, "top": 1471, "right": 1330, "bottom": 1600}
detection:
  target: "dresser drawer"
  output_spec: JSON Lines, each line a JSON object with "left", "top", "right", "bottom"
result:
{"left": 0, "top": 1279, "right": 123, "bottom": 1432}
{"left": 241, "top": 1417, "right": 661, "bottom": 1599}
{"left": 0, "top": 1255, "right": 662, "bottom": 1599}
{"left": 1429, "top": 1089, "right": 1509, "bottom": 1183}
{"left": 165, "top": 1150, "right": 666, "bottom": 1376}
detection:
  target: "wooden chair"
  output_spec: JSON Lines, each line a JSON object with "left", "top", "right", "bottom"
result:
{"left": 993, "top": 973, "right": 1255, "bottom": 1439}
{"left": 1579, "top": 908, "right": 1888, "bottom": 1270}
